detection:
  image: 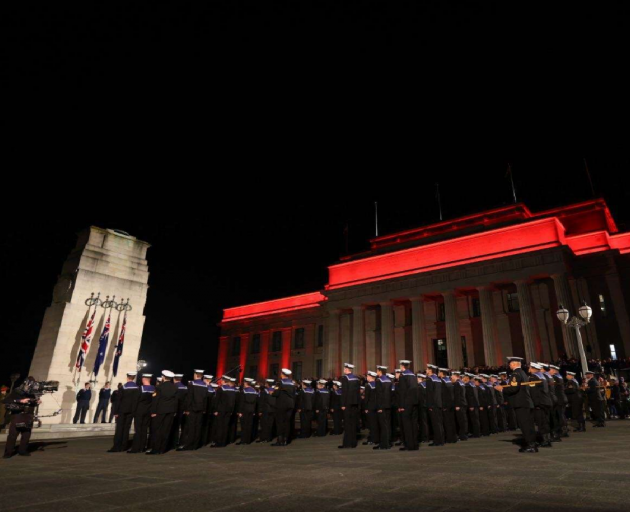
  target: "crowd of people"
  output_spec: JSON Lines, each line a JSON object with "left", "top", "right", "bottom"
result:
{"left": 2, "top": 356, "right": 628, "bottom": 458}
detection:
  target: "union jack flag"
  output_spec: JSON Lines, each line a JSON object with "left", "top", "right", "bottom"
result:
{"left": 92, "top": 313, "right": 111, "bottom": 377}
{"left": 75, "top": 309, "right": 97, "bottom": 370}
{"left": 112, "top": 313, "right": 127, "bottom": 377}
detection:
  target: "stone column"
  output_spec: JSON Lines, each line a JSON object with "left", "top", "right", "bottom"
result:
{"left": 258, "top": 330, "right": 271, "bottom": 380}
{"left": 326, "top": 310, "right": 341, "bottom": 378}
{"left": 410, "top": 297, "right": 427, "bottom": 370}
{"left": 551, "top": 273, "right": 578, "bottom": 357}
{"left": 352, "top": 306, "right": 366, "bottom": 374}
{"left": 478, "top": 286, "right": 498, "bottom": 366}
{"left": 216, "top": 336, "right": 230, "bottom": 378}
{"left": 380, "top": 301, "right": 395, "bottom": 371}
{"left": 605, "top": 271, "right": 630, "bottom": 358}
{"left": 443, "top": 291, "right": 463, "bottom": 369}
{"left": 365, "top": 308, "right": 379, "bottom": 370}
{"left": 239, "top": 333, "right": 251, "bottom": 381}
{"left": 515, "top": 279, "right": 540, "bottom": 362}
{"left": 340, "top": 312, "right": 352, "bottom": 367}
{"left": 281, "top": 328, "right": 292, "bottom": 371}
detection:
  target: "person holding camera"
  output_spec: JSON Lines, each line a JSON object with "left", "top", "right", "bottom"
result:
{"left": 73, "top": 382, "right": 92, "bottom": 424}
{"left": 2, "top": 377, "right": 41, "bottom": 458}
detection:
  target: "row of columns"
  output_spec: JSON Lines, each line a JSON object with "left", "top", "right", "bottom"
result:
{"left": 325, "top": 273, "right": 582, "bottom": 377}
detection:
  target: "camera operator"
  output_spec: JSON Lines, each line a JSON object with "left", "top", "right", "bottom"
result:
{"left": 2, "top": 377, "right": 41, "bottom": 458}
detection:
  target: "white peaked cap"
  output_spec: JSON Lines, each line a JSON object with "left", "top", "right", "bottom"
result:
{"left": 194, "top": 369, "right": 204, "bottom": 374}
{"left": 162, "top": 370, "right": 175, "bottom": 378}
{"left": 400, "top": 360, "right": 411, "bottom": 365}
{"left": 281, "top": 368, "right": 292, "bottom": 376}
{"left": 127, "top": 372, "right": 137, "bottom": 376}
{"left": 344, "top": 363, "right": 355, "bottom": 369}
{"left": 367, "top": 371, "right": 377, "bottom": 377}
{"left": 142, "top": 374, "right": 152, "bottom": 378}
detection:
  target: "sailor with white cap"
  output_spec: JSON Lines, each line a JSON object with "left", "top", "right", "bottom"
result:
{"left": 397, "top": 360, "right": 419, "bottom": 451}
{"left": 330, "top": 380, "right": 343, "bottom": 435}
{"left": 271, "top": 369, "right": 296, "bottom": 446}
{"left": 108, "top": 371, "right": 140, "bottom": 453}
{"left": 425, "top": 364, "right": 444, "bottom": 446}
{"left": 495, "top": 357, "right": 537, "bottom": 453}
{"left": 177, "top": 369, "right": 208, "bottom": 451}
{"left": 147, "top": 370, "right": 178, "bottom": 455}
{"left": 211, "top": 375, "right": 237, "bottom": 448}
{"left": 257, "top": 379, "right": 277, "bottom": 443}
{"left": 128, "top": 374, "right": 155, "bottom": 453}
{"left": 528, "top": 363, "right": 553, "bottom": 447}
{"left": 339, "top": 363, "right": 360, "bottom": 449}
{"left": 170, "top": 373, "right": 188, "bottom": 449}
{"left": 363, "top": 371, "right": 380, "bottom": 446}
{"left": 314, "top": 379, "right": 330, "bottom": 437}
{"left": 237, "top": 378, "right": 258, "bottom": 445}
{"left": 297, "top": 380, "right": 315, "bottom": 438}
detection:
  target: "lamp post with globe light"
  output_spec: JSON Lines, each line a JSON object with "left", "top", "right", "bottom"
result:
{"left": 556, "top": 301, "right": 592, "bottom": 377}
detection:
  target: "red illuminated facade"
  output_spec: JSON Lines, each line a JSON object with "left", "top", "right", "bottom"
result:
{"left": 218, "top": 200, "right": 630, "bottom": 381}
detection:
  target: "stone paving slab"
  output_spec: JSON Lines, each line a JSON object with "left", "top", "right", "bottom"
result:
{"left": 1, "top": 422, "right": 630, "bottom": 511}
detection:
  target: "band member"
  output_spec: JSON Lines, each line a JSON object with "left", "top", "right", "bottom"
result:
{"left": 475, "top": 376, "right": 490, "bottom": 437}
{"left": 272, "top": 369, "right": 296, "bottom": 446}
{"left": 108, "top": 372, "right": 140, "bottom": 453}
{"left": 338, "top": 363, "right": 360, "bottom": 449}
{"left": 495, "top": 357, "right": 537, "bottom": 453}
{"left": 375, "top": 366, "right": 392, "bottom": 449}
{"left": 314, "top": 379, "right": 330, "bottom": 437}
{"left": 129, "top": 374, "right": 154, "bottom": 453}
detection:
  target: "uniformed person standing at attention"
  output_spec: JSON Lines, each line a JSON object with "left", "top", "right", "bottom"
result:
{"left": 237, "top": 378, "right": 258, "bottom": 445}
{"left": 314, "top": 379, "right": 330, "bottom": 437}
{"left": 128, "top": 374, "right": 154, "bottom": 453}
{"left": 585, "top": 370, "right": 606, "bottom": 427}
{"left": 298, "top": 380, "right": 315, "bottom": 438}
{"left": 170, "top": 374, "right": 188, "bottom": 449}
{"left": 499, "top": 371, "right": 517, "bottom": 430}
{"left": 495, "top": 357, "right": 537, "bottom": 453}
{"left": 339, "top": 363, "right": 360, "bottom": 449}
{"left": 363, "top": 371, "right": 379, "bottom": 446}
{"left": 440, "top": 368, "right": 457, "bottom": 444}
{"left": 464, "top": 373, "right": 481, "bottom": 438}
{"left": 451, "top": 372, "right": 468, "bottom": 441}
{"left": 201, "top": 375, "right": 215, "bottom": 446}
{"left": 549, "top": 365, "right": 569, "bottom": 439}
{"left": 178, "top": 370, "right": 208, "bottom": 451}
{"left": 257, "top": 379, "right": 276, "bottom": 443}
{"left": 330, "top": 381, "right": 343, "bottom": 435}
{"left": 108, "top": 371, "right": 140, "bottom": 453}
{"left": 416, "top": 373, "right": 429, "bottom": 444}
{"left": 565, "top": 372, "right": 585, "bottom": 431}
{"left": 272, "top": 368, "right": 296, "bottom": 446}
{"left": 529, "top": 363, "right": 553, "bottom": 448}
{"left": 374, "top": 366, "right": 391, "bottom": 449}
{"left": 147, "top": 370, "right": 178, "bottom": 455}
{"left": 425, "top": 364, "right": 444, "bottom": 446}
{"left": 211, "top": 376, "right": 237, "bottom": 448}
{"left": 397, "top": 360, "right": 419, "bottom": 451}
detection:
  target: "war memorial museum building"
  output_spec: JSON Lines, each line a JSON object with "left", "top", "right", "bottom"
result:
{"left": 217, "top": 200, "right": 630, "bottom": 382}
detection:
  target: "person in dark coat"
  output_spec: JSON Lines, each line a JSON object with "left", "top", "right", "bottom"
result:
{"left": 73, "top": 383, "right": 92, "bottom": 424}
{"left": 170, "top": 373, "right": 188, "bottom": 449}
{"left": 363, "top": 371, "right": 380, "bottom": 446}
{"left": 2, "top": 377, "right": 40, "bottom": 458}
{"left": 178, "top": 370, "right": 208, "bottom": 451}
{"left": 565, "top": 371, "right": 585, "bottom": 432}
{"left": 93, "top": 382, "right": 111, "bottom": 423}
{"left": 475, "top": 376, "right": 490, "bottom": 436}
{"left": 257, "top": 379, "right": 276, "bottom": 442}
{"left": 129, "top": 374, "right": 154, "bottom": 453}
{"left": 202, "top": 376, "right": 216, "bottom": 446}
{"left": 397, "top": 360, "right": 419, "bottom": 451}
{"left": 211, "top": 375, "right": 237, "bottom": 447}
{"left": 147, "top": 370, "right": 178, "bottom": 455}
{"left": 585, "top": 370, "right": 606, "bottom": 427}
{"left": 464, "top": 373, "right": 480, "bottom": 438}
{"left": 529, "top": 363, "right": 553, "bottom": 447}
{"left": 237, "top": 378, "right": 258, "bottom": 444}
{"left": 298, "top": 380, "right": 315, "bottom": 438}
{"left": 272, "top": 369, "right": 296, "bottom": 446}
{"left": 440, "top": 368, "right": 457, "bottom": 444}
{"left": 549, "top": 365, "right": 569, "bottom": 438}
{"left": 416, "top": 373, "right": 429, "bottom": 444}
{"left": 425, "top": 364, "right": 444, "bottom": 446}
{"left": 109, "top": 383, "right": 122, "bottom": 423}
{"left": 496, "top": 357, "right": 537, "bottom": 453}
{"left": 330, "top": 381, "right": 343, "bottom": 435}
{"left": 108, "top": 372, "right": 140, "bottom": 452}
{"left": 451, "top": 372, "right": 468, "bottom": 441}
{"left": 339, "top": 362, "right": 360, "bottom": 449}
{"left": 499, "top": 371, "right": 517, "bottom": 430}
{"left": 314, "top": 379, "right": 330, "bottom": 437}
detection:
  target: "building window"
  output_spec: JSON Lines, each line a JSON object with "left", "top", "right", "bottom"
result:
{"left": 507, "top": 292, "right": 520, "bottom": 312}
{"left": 437, "top": 303, "right": 446, "bottom": 322}
{"left": 271, "top": 331, "right": 282, "bottom": 352}
{"left": 599, "top": 294, "right": 607, "bottom": 317}
{"left": 251, "top": 334, "right": 260, "bottom": 354}
{"left": 270, "top": 363, "right": 279, "bottom": 378}
{"left": 231, "top": 336, "right": 241, "bottom": 356}
{"left": 292, "top": 361, "right": 303, "bottom": 382}
{"left": 294, "top": 328, "right": 305, "bottom": 349}
{"left": 316, "top": 359, "right": 323, "bottom": 378}
{"left": 317, "top": 325, "right": 324, "bottom": 347}
{"left": 248, "top": 366, "right": 258, "bottom": 378}
{"left": 610, "top": 344, "right": 618, "bottom": 360}
{"left": 471, "top": 298, "right": 481, "bottom": 318}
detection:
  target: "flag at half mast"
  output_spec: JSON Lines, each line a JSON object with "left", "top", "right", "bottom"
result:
{"left": 75, "top": 309, "right": 97, "bottom": 371}
{"left": 112, "top": 312, "right": 127, "bottom": 377}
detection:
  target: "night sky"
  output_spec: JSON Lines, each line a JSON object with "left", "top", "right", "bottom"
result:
{"left": 2, "top": 4, "right": 629, "bottom": 384}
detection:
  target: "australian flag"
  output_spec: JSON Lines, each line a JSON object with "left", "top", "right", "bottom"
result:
{"left": 75, "top": 309, "right": 97, "bottom": 371}
{"left": 92, "top": 313, "right": 111, "bottom": 377}
{"left": 112, "top": 313, "right": 126, "bottom": 377}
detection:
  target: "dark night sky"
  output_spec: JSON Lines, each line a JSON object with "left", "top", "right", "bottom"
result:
{"left": 2, "top": 3, "right": 629, "bottom": 384}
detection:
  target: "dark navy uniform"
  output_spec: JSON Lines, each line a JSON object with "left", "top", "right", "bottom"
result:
{"left": 501, "top": 367, "right": 536, "bottom": 451}
{"left": 213, "top": 384, "right": 236, "bottom": 447}
{"left": 465, "top": 379, "right": 481, "bottom": 438}
{"left": 531, "top": 370, "right": 553, "bottom": 446}
{"left": 180, "top": 379, "right": 208, "bottom": 450}
{"left": 376, "top": 374, "right": 392, "bottom": 448}
{"left": 298, "top": 386, "right": 315, "bottom": 438}
{"left": 330, "top": 388, "right": 343, "bottom": 435}
{"left": 586, "top": 375, "right": 606, "bottom": 427}
{"left": 150, "top": 380, "right": 178, "bottom": 454}
{"left": 426, "top": 374, "right": 444, "bottom": 446}
{"left": 417, "top": 380, "right": 429, "bottom": 443}
{"left": 441, "top": 377, "right": 457, "bottom": 443}
{"left": 272, "top": 378, "right": 296, "bottom": 446}
{"left": 130, "top": 384, "right": 154, "bottom": 452}
{"left": 202, "top": 384, "right": 216, "bottom": 446}
{"left": 314, "top": 386, "right": 330, "bottom": 437}
{"left": 238, "top": 385, "right": 258, "bottom": 444}
{"left": 398, "top": 370, "right": 419, "bottom": 450}
{"left": 170, "top": 381, "right": 188, "bottom": 449}
{"left": 453, "top": 379, "right": 468, "bottom": 440}
{"left": 340, "top": 372, "right": 360, "bottom": 448}
{"left": 93, "top": 387, "right": 111, "bottom": 423}
{"left": 552, "top": 373, "right": 569, "bottom": 438}
{"left": 565, "top": 376, "right": 585, "bottom": 430}
{"left": 364, "top": 381, "right": 380, "bottom": 444}
{"left": 110, "top": 381, "right": 140, "bottom": 452}
{"left": 258, "top": 385, "right": 276, "bottom": 442}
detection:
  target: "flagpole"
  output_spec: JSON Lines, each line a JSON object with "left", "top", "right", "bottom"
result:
{"left": 507, "top": 163, "right": 517, "bottom": 204}
{"left": 374, "top": 202, "right": 379, "bottom": 237}
{"left": 584, "top": 158, "right": 595, "bottom": 197}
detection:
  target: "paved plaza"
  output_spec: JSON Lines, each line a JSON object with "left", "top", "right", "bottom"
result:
{"left": 1, "top": 422, "right": 630, "bottom": 512}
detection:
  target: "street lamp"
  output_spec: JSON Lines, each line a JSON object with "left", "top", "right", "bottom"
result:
{"left": 556, "top": 301, "right": 592, "bottom": 377}
{"left": 136, "top": 360, "right": 148, "bottom": 373}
